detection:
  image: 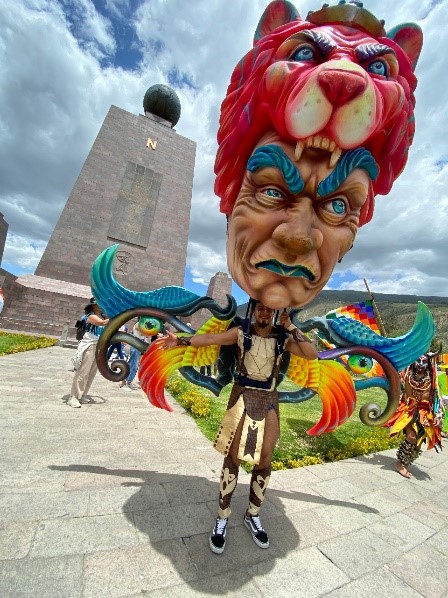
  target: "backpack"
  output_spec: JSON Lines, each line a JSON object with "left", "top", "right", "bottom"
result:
{"left": 75, "top": 316, "right": 87, "bottom": 341}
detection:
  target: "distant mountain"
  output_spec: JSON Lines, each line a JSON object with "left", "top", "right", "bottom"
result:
{"left": 237, "top": 290, "right": 448, "bottom": 350}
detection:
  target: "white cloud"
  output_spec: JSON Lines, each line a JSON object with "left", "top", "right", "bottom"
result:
{"left": 0, "top": 0, "right": 447, "bottom": 300}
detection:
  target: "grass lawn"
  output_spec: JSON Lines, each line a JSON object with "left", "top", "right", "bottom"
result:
{"left": 0, "top": 331, "right": 58, "bottom": 356}
{"left": 167, "top": 373, "right": 401, "bottom": 470}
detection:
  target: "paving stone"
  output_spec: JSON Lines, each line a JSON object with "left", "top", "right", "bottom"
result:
{"left": 142, "top": 570, "right": 263, "bottom": 597}
{"left": 88, "top": 483, "right": 169, "bottom": 515}
{"left": 266, "top": 484, "right": 324, "bottom": 517}
{"left": 388, "top": 545, "right": 448, "bottom": 598}
{"left": 355, "top": 488, "right": 413, "bottom": 517}
{"left": 369, "top": 512, "right": 435, "bottom": 552}
{"left": 30, "top": 513, "right": 139, "bottom": 557}
{"left": 328, "top": 566, "right": 422, "bottom": 597}
{"left": 310, "top": 477, "right": 366, "bottom": 500}
{"left": 0, "top": 490, "right": 89, "bottom": 522}
{"left": 314, "top": 500, "right": 381, "bottom": 534}
{"left": 343, "top": 470, "right": 393, "bottom": 493}
{"left": 318, "top": 528, "right": 399, "bottom": 579}
{"left": 425, "top": 527, "right": 448, "bottom": 558}
{"left": 82, "top": 542, "right": 198, "bottom": 597}
{"left": 248, "top": 546, "right": 349, "bottom": 597}
{"left": 134, "top": 502, "right": 214, "bottom": 543}
{"left": 0, "top": 555, "right": 83, "bottom": 598}
{"left": 0, "top": 521, "right": 38, "bottom": 559}
{"left": 401, "top": 499, "right": 448, "bottom": 531}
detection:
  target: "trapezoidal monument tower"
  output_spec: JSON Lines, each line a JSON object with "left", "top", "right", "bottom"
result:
{"left": 36, "top": 84, "right": 195, "bottom": 291}
{"left": 0, "top": 84, "right": 196, "bottom": 336}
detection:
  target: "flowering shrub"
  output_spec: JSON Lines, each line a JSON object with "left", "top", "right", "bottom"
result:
{"left": 326, "top": 434, "right": 400, "bottom": 462}
{"left": 0, "top": 332, "right": 58, "bottom": 356}
{"left": 167, "top": 375, "right": 211, "bottom": 417}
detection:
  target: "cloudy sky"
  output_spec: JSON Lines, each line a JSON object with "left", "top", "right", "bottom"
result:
{"left": 1, "top": 0, "right": 447, "bottom": 305}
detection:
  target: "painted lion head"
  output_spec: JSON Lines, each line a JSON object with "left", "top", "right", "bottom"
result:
{"left": 215, "top": 1, "right": 422, "bottom": 226}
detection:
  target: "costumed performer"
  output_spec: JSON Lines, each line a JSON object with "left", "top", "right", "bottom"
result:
{"left": 67, "top": 297, "right": 109, "bottom": 408}
{"left": 161, "top": 301, "right": 318, "bottom": 554}
{"left": 385, "top": 353, "right": 444, "bottom": 478}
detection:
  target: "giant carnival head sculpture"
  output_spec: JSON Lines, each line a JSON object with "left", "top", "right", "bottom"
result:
{"left": 215, "top": 0, "right": 422, "bottom": 309}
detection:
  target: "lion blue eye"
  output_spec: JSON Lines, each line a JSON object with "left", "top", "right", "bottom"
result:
{"left": 290, "top": 45, "right": 316, "bottom": 62}
{"left": 263, "top": 188, "right": 284, "bottom": 199}
{"left": 367, "top": 59, "right": 388, "bottom": 76}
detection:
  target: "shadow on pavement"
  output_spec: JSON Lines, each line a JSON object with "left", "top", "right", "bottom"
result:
{"left": 49, "top": 463, "right": 380, "bottom": 593}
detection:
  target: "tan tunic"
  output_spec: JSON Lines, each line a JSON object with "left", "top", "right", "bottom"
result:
{"left": 214, "top": 328, "right": 287, "bottom": 464}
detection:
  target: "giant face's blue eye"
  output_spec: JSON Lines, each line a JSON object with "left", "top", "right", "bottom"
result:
{"left": 331, "top": 199, "right": 346, "bottom": 214}
{"left": 290, "top": 45, "right": 316, "bottom": 62}
{"left": 367, "top": 59, "right": 388, "bottom": 76}
{"left": 322, "top": 198, "right": 346, "bottom": 215}
{"left": 263, "top": 187, "right": 285, "bottom": 199}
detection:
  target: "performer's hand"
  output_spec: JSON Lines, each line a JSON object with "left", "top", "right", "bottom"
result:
{"left": 280, "top": 311, "right": 292, "bottom": 329}
{"left": 159, "top": 330, "right": 179, "bottom": 349}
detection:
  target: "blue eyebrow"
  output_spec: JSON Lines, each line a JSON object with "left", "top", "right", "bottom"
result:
{"left": 247, "top": 145, "right": 304, "bottom": 194}
{"left": 317, "top": 148, "right": 379, "bottom": 197}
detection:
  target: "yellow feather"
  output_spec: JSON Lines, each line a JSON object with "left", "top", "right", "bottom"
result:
{"left": 182, "top": 317, "right": 232, "bottom": 367}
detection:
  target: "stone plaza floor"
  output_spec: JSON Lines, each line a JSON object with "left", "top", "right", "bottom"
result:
{"left": 1, "top": 345, "right": 448, "bottom": 597}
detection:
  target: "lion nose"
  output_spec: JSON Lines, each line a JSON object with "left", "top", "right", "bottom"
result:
{"left": 318, "top": 69, "right": 367, "bottom": 106}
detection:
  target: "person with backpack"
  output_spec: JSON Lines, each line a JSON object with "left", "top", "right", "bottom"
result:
{"left": 160, "top": 300, "right": 317, "bottom": 554}
{"left": 67, "top": 297, "right": 109, "bottom": 408}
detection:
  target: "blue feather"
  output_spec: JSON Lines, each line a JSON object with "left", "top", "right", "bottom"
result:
{"left": 328, "top": 302, "right": 434, "bottom": 372}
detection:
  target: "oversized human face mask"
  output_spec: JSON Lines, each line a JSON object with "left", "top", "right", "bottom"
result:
{"left": 227, "top": 135, "right": 376, "bottom": 309}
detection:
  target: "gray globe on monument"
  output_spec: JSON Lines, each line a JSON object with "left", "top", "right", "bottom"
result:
{"left": 143, "top": 84, "right": 181, "bottom": 127}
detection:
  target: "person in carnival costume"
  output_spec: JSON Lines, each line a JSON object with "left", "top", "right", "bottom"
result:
{"left": 385, "top": 353, "right": 444, "bottom": 478}
{"left": 161, "top": 300, "right": 318, "bottom": 553}
{"left": 91, "top": 0, "right": 433, "bottom": 556}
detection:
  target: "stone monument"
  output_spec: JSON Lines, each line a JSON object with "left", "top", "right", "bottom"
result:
{"left": 0, "top": 85, "right": 197, "bottom": 337}
{"left": 190, "top": 271, "right": 232, "bottom": 330}
{"left": 0, "top": 212, "right": 8, "bottom": 267}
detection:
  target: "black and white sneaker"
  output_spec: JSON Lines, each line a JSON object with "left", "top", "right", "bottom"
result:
{"left": 244, "top": 513, "right": 269, "bottom": 548}
{"left": 209, "top": 517, "right": 228, "bottom": 554}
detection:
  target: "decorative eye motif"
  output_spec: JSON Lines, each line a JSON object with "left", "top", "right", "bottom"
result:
{"left": 348, "top": 354, "right": 374, "bottom": 375}
{"left": 290, "top": 45, "right": 316, "bottom": 62}
{"left": 367, "top": 59, "right": 388, "bottom": 77}
{"left": 139, "top": 316, "right": 163, "bottom": 337}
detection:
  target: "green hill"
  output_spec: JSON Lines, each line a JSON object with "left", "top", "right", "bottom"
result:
{"left": 237, "top": 290, "right": 448, "bottom": 351}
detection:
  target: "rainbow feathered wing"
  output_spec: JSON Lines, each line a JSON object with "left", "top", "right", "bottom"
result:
{"left": 139, "top": 315, "right": 357, "bottom": 436}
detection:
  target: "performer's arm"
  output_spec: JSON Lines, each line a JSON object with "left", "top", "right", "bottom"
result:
{"left": 279, "top": 312, "right": 318, "bottom": 360}
{"left": 161, "top": 326, "right": 239, "bottom": 349}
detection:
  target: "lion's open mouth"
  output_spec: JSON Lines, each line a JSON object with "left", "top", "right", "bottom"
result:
{"left": 295, "top": 135, "right": 342, "bottom": 168}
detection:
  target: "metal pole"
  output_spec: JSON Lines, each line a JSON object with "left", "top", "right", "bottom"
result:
{"left": 363, "top": 278, "right": 387, "bottom": 336}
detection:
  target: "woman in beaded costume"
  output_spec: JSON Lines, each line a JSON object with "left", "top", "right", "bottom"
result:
{"left": 385, "top": 354, "right": 444, "bottom": 478}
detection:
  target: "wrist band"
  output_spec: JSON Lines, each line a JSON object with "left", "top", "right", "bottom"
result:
{"left": 292, "top": 329, "right": 310, "bottom": 343}
{"left": 177, "top": 336, "right": 192, "bottom": 347}
{"left": 287, "top": 324, "right": 296, "bottom": 332}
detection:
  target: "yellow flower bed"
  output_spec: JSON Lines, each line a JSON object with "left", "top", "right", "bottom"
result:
{"left": 0, "top": 331, "right": 58, "bottom": 356}
{"left": 166, "top": 377, "right": 211, "bottom": 417}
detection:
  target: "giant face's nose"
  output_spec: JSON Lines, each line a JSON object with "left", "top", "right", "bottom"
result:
{"left": 271, "top": 201, "right": 322, "bottom": 257}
